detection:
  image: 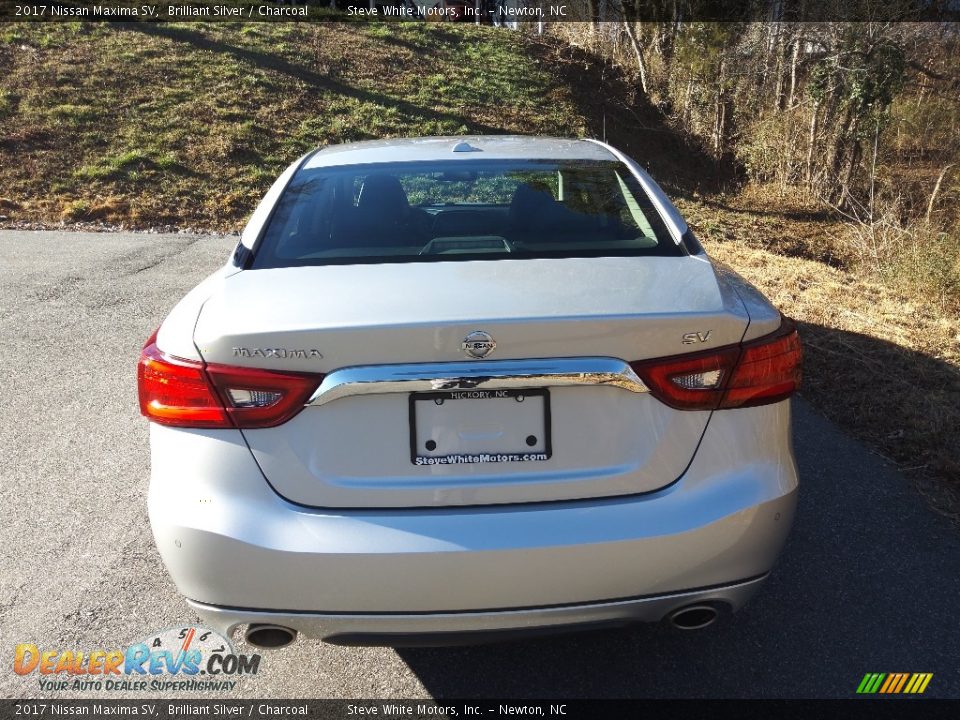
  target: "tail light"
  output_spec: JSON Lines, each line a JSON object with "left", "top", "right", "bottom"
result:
{"left": 631, "top": 318, "right": 801, "bottom": 411}
{"left": 137, "top": 332, "right": 322, "bottom": 429}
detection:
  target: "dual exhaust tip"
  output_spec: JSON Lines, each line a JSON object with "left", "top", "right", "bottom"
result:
{"left": 242, "top": 604, "right": 721, "bottom": 649}
{"left": 244, "top": 623, "right": 298, "bottom": 649}
{"left": 667, "top": 603, "right": 721, "bottom": 630}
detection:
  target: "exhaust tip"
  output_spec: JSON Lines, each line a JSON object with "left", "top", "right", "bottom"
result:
{"left": 668, "top": 604, "right": 720, "bottom": 630}
{"left": 244, "top": 624, "right": 297, "bottom": 649}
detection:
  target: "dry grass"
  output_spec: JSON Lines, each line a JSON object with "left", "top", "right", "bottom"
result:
{"left": 696, "top": 215, "right": 960, "bottom": 520}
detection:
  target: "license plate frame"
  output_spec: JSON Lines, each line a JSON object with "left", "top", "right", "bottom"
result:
{"left": 408, "top": 387, "right": 552, "bottom": 466}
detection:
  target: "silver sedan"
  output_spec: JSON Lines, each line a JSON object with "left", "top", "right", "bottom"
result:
{"left": 138, "top": 136, "right": 800, "bottom": 647}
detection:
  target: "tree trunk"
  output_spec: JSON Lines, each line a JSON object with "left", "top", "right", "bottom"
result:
{"left": 714, "top": 94, "right": 721, "bottom": 157}
{"left": 588, "top": 0, "right": 600, "bottom": 30}
{"left": 869, "top": 119, "right": 879, "bottom": 222}
{"left": 773, "top": 28, "right": 787, "bottom": 111}
{"left": 787, "top": 37, "right": 800, "bottom": 109}
{"left": 621, "top": 19, "right": 649, "bottom": 95}
{"left": 713, "top": 56, "right": 730, "bottom": 159}
{"left": 828, "top": 104, "right": 856, "bottom": 203}
{"left": 806, "top": 98, "right": 820, "bottom": 185}
{"left": 714, "top": 88, "right": 727, "bottom": 157}
{"left": 654, "top": 20, "right": 674, "bottom": 67}
{"left": 836, "top": 112, "right": 863, "bottom": 209}
{"left": 926, "top": 164, "right": 955, "bottom": 222}
{"left": 840, "top": 139, "right": 863, "bottom": 210}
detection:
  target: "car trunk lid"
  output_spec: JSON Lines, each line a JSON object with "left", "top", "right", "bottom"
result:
{"left": 193, "top": 256, "right": 749, "bottom": 508}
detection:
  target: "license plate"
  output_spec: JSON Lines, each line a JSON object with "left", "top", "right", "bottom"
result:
{"left": 409, "top": 388, "right": 551, "bottom": 466}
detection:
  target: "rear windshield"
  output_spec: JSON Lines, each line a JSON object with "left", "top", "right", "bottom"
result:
{"left": 252, "top": 159, "right": 682, "bottom": 268}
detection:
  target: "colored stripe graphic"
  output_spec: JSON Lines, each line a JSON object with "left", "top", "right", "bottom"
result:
{"left": 893, "top": 673, "right": 909, "bottom": 693}
{"left": 857, "top": 673, "right": 932, "bottom": 694}
{"left": 879, "top": 674, "right": 897, "bottom": 693}
{"left": 856, "top": 673, "right": 885, "bottom": 694}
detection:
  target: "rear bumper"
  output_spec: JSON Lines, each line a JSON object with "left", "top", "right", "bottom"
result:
{"left": 148, "top": 402, "right": 798, "bottom": 636}
{"left": 187, "top": 575, "right": 768, "bottom": 645}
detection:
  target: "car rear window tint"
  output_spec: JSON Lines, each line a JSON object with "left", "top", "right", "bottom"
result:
{"left": 252, "top": 159, "right": 683, "bottom": 268}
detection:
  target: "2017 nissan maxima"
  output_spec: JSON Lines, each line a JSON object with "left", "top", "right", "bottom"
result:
{"left": 138, "top": 136, "right": 800, "bottom": 648}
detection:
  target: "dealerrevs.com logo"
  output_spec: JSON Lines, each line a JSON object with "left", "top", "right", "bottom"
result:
{"left": 13, "top": 626, "right": 262, "bottom": 693}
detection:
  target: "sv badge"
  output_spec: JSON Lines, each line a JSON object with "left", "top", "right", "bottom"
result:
{"left": 682, "top": 331, "right": 712, "bottom": 345}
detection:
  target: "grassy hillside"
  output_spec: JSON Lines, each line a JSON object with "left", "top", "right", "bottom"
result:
{"left": 1, "top": 22, "right": 957, "bottom": 518}
{"left": 0, "top": 22, "right": 571, "bottom": 225}
{"left": 0, "top": 21, "right": 717, "bottom": 227}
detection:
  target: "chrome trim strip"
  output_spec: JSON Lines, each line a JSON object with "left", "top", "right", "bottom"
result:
{"left": 305, "top": 357, "right": 648, "bottom": 407}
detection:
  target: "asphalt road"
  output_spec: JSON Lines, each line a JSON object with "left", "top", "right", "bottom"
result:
{"left": 1, "top": 230, "right": 958, "bottom": 700}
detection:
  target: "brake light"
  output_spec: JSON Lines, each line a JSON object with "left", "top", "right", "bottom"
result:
{"left": 631, "top": 318, "right": 801, "bottom": 411}
{"left": 137, "top": 332, "right": 322, "bottom": 428}
{"left": 205, "top": 363, "right": 322, "bottom": 428}
{"left": 722, "top": 319, "right": 802, "bottom": 408}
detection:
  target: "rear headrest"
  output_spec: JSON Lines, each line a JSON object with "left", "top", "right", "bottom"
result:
{"left": 357, "top": 174, "right": 410, "bottom": 221}
{"left": 509, "top": 183, "right": 555, "bottom": 230}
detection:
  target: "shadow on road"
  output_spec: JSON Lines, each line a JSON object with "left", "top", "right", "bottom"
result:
{"left": 796, "top": 322, "right": 960, "bottom": 512}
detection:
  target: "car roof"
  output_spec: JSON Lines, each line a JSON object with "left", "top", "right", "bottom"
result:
{"left": 301, "top": 135, "right": 616, "bottom": 169}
